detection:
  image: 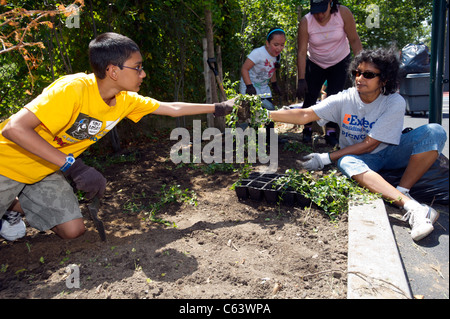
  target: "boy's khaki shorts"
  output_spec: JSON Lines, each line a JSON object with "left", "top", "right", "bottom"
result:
{"left": 0, "top": 172, "right": 82, "bottom": 231}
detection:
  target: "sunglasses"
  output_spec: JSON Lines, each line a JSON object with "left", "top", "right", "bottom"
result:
{"left": 351, "top": 70, "right": 380, "bottom": 79}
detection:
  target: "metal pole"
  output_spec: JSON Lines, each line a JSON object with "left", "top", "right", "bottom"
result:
{"left": 445, "top": 2, "right": 449, "bottom": 93}
{"left": 429, "top": 0, "right": 448, "bottom": 124}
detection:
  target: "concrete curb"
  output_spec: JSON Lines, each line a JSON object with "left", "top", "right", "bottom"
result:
{"left": 347, "top": 198, "right": 412, "bottom": 299}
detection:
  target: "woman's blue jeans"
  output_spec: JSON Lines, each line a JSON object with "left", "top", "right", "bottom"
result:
{"left": 338, "top": 123, "right": 447, "bottom": 178}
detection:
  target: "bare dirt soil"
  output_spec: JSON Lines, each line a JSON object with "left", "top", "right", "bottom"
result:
{"left": 0, "top": 124, "right": 348, "bottom": 299}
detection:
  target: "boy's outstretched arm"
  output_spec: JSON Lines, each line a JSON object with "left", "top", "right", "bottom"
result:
{"left": 153, "top": 99, "right": 235, "bottom": 117}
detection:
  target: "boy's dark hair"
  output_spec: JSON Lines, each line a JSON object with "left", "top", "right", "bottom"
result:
{"left": 349, "top": 48, "right": 400, "bottom": 95}
{"left": 88, "top": 32, "right": 140, "bottom": 79}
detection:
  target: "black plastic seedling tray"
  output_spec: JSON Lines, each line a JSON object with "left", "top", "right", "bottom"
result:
{"left": 234, "top": 172, "right": 311, "bottom": 207}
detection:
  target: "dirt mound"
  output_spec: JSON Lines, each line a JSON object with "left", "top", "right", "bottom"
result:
{"left": 0, "top": 124, "right": 348, "bottom": 299}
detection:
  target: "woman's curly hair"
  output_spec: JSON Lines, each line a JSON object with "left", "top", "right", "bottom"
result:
{"left": 349, "top": 48, "right": 400, "bottom": 95}
{"left": 330, "top": 0, "right": 340, "bottom": 14}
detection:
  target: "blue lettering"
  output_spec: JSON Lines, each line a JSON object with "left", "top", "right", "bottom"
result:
{"left": 341, "top": 130, "right": 366, "bottom": 140}
{"left": 346, "top": 115, "right": 376, "bottom": 129}
{"left": 349, "top": 115, "right": 359, "bottom": 126}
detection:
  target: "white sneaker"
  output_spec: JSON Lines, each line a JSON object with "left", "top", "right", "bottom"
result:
{"left": 0, "top": 211, "right": 26, "bottom": 241}
{"left": 402, "top": 204, "right": 439, "bottom": 241}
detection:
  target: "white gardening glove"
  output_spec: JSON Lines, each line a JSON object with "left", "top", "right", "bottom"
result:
{"left": 299, "top": 153, "right": 331, "bottom": 171}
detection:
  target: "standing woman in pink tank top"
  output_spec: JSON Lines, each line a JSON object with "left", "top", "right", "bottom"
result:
{"left": 297, "top": 0, "right": 362, "bottom": 146}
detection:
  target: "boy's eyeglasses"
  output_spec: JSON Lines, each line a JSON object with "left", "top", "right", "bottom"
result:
{"left": 351, "top": 70, "right": 380, "bottom": 79}
{"left": 120, "top": 65, "right": 144, "bottom": 74}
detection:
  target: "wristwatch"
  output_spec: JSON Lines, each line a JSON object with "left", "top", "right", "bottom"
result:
{"left": 60, "top": 153, "right": 75, "bottom": 172}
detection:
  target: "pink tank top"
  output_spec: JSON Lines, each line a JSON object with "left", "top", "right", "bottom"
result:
{"left": 306, "top": 8, "right": 350, "bottom": 69}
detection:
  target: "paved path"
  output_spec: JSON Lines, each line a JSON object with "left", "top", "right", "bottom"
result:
{"left": 391, "top": 93, "right": 449, "bottom": 299}
{"left": 388, "top": 204, "right": 449, "bottom": 299}
{"left": 347, "top": 93, "right": 449, "bottom": 299}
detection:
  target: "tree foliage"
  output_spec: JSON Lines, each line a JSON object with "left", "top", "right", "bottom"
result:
{"left": 1, "top": 0, "right": 433, "bottom": 121}
{"left": 344, "top": 0, "right": 432, "bottom": 49}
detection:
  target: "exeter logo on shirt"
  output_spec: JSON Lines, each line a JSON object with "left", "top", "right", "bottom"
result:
{"left": 341, "top": 113, "right": 377, "bottom": 141}
{"left": 66, "top": 113, "right": 103, "bottom": 140}
{"left": 343, "top": 114, "right": 375, "bottom": 129}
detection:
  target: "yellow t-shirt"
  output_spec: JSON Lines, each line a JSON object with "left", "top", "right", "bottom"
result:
{"left": 0, "top": 73, "right": 160, "bottom": 183}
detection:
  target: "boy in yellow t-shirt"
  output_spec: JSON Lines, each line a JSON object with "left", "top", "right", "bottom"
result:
{"left": 0, "top": 32, "right": 234, "bottom": 241}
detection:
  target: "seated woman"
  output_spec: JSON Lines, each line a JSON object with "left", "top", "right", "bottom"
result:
{"left": 269, "top": 48, "right": 447, "bottom": 242}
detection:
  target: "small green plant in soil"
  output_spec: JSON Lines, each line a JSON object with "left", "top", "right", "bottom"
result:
{"left": 201, "top": 163, "right": 237, "bottom": 175}
{"left": 231, "top": 163, "right": 253, "bottom": 190}
{"left": 283, "top": 140, "right": 313, "bottom": 154}
{"left": 143, "top": 184, "right": 198, "bottom": 227}
{"left": 121, "top": 184, "right": 198, "bottom": 227}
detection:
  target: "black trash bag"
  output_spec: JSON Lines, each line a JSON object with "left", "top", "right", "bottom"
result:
{"left": 399, "top": 43, "right": 430, "bottom": 77}
{"left": 379, "top": 154, "right": 449, "bottom": 205}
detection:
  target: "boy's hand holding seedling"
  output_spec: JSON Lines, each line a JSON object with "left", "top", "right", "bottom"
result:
{"left": 225, "top": 95, "right": 272, "bottom": 129}
{"left": 214, "top": 98, "right": 236, "bottom": 117}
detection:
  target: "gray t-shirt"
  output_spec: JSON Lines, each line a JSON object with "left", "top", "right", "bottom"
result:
{"left": 312, "top": 87, "right": 406, "bottom": 153}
